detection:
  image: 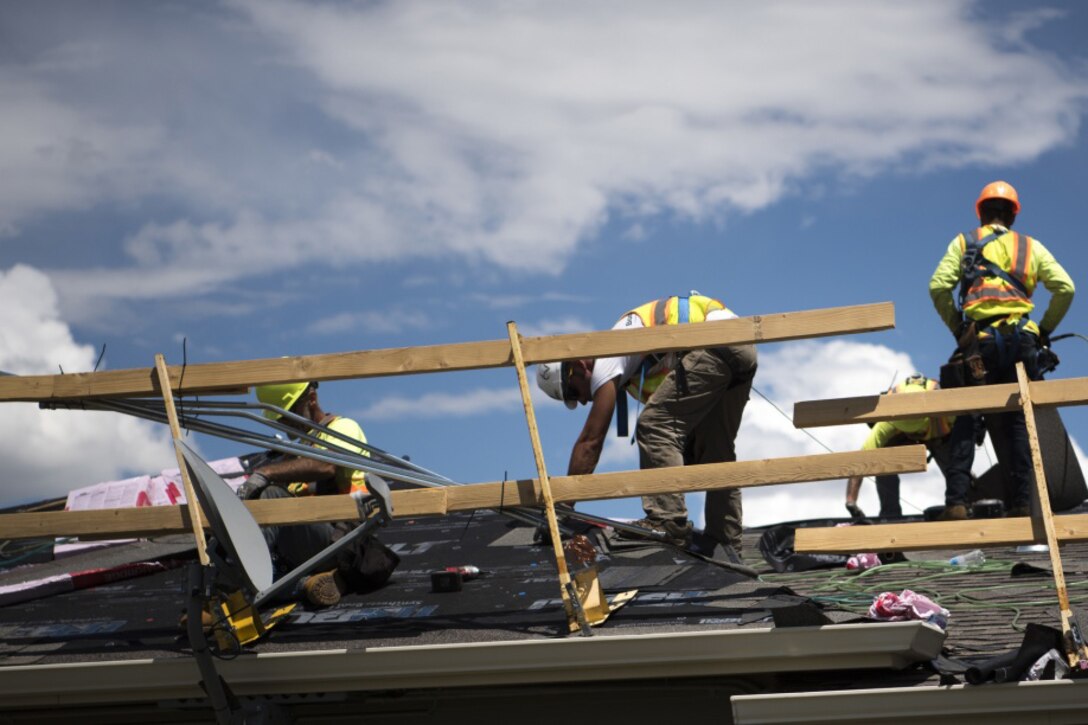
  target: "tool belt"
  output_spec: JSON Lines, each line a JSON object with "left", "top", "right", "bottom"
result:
{"left": 939, "top": 321, "right": 986, "bottom": 389}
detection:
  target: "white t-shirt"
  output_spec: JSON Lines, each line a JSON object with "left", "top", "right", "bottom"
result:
{"left": 589, "top": 308, "right": 738, "bottom": 397}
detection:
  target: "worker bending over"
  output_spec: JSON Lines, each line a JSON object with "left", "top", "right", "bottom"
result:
{"left": 538, "top": 293, "right": 757, "bottom": 554}
{"left": 929, "top": 181, "right": 1074, "bottom": 519}
{"left": 844, "top": 374, "right": 955, "bottom": 519}
{"left": 237, "top": 382, "right": 398, "bottom": 606}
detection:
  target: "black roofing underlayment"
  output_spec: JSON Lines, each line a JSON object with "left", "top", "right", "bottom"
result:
{"left": 0, "top": 509, "right": 849, "bottom": 667}
{"left": 2, "top": 503, "right": 1086, "bottom": 691}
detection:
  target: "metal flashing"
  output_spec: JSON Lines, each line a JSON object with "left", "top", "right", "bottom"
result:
{"left": 731, "top": 679, "right": 1088, "bottom": 724}
{"left": 0, "top": 622, "right": 943, "bottom": 708}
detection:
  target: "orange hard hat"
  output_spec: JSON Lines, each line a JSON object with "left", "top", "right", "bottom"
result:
{"left": 975, "top": 180, "right": 1020, "bottom": 218}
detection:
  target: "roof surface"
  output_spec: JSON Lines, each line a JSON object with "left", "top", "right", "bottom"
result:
{"left": 0, "top": 500, "right": 1082, "bottom": 716}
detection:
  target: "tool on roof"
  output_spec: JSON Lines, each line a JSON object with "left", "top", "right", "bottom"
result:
{"left": 445, "top": 564, "right": 480, "bottom": 580}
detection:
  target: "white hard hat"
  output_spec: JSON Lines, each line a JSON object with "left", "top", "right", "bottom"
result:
{"left": 537, "top": 361, "right": 576, "bottom": 409}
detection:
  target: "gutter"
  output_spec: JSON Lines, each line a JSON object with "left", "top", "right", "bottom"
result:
{"left": 731, "top": 678, "right": 1088, "bottom": 724}
{"left": 0, "top": 622, "right": 942, "bottom": 708}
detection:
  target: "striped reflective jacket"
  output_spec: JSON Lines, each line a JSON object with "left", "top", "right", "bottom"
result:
{"left": 622, "top": 294, "right": 734, "bottom": 403}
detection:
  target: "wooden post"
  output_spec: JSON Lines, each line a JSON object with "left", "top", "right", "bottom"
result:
{"left": 1016, "top": 362, "right": 1088, "bottom": 667}
{"left": 507, "top": 322, "right": 590, "bottom": 634}
{"left": 154, "top": 354, "right": 210, "bottom": 566}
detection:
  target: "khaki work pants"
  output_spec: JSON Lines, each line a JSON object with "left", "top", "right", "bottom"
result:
{"left": 636, "top": 345, "right": 757, "bottom": 550}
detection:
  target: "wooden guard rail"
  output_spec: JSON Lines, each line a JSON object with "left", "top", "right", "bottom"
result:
{"left": 0, "top": 301, "right": 915, "bottom": 543}
{"left": 791, "top": 374, "right": 1088, "bottom": 554}
{"left": 0, "top": 302, "right": 894, "bottom": 401}
{"left": 0, "top": 447, "right": 926, "bottom": 540}
{"left": 794, "top": 377, "right": 1088, "bottom": 428}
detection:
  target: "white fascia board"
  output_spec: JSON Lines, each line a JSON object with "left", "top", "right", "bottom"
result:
{"left": 0, "top": 622, "right": 944, "bottom": 708}
{"left": 731, "top": 679, "right": 1088, "bottom": 725}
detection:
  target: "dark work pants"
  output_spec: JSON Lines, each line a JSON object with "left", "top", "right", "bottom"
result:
{"left": 875, "top": 476, "right": 902, "bottom": 518}
{"left": 944, "top": 330, "right": 1040, "bottom": 508}
{"left": 258, "top": 484, "right": 336, "bottom": 570}
{"left": 876, "top": 435, "right": 956, "bottom": 517}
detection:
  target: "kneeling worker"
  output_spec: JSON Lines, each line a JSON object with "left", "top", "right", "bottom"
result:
{"left": 237, "top": 382, "right": 399, "bottom": 606}
{"left": 538, "top": 293, "right": 757, "bottom": 553}
{"left": 844, "top": 374, "right": 956, "bottom": 519}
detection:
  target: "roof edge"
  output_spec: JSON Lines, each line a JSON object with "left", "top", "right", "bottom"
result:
{"left": 0, "top": 622, "right": 943, "bottom": 708}
{"left": 731, "top": 678, "right": 1088, "bottom": 724}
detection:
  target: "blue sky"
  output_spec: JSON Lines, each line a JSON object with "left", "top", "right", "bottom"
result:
{"left": 2, "top": 0, "right": 1088, "bottom": 527}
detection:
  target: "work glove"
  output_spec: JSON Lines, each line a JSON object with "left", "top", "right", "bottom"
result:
{"left": 973, "top": 415, "right": 987, "bottom": 447}
{"left": 845, "top": 502, "right": 865, "bottom": 519}
{"left": 1038, "top": 327, "right": 1052, "bottom": 349}
{"left": 236, "top": 471, "right": 270, "bottom": 500}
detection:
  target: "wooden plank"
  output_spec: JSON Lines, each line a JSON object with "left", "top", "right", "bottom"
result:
{"left": 154, "top": 354, "right": 209, "bottom": 566}
{"left": 508, "top": 321, "right": 587, "bottom": 631}
{"left": 0, "top": 303, "right": 894, "bottom": 402}
{"left": 0, "top": 447, "right": 926, "bottom": 540}
{"left": 794, "top": 515, "right": 1088, "bottom": 553}
{"left": 1016, "top": 362, "right": 1088, "bottom": 667}
{"left": 793, "top": 377, "right": 1088, "bottom": 429}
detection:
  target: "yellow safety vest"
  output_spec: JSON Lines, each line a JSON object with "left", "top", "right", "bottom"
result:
{"left": 287, "top": 415, "right": 369, "bottom": 496}
{"left": 887, "top": 376, "right": 953, "bottom": 441}
{"left": 622, "top": 294, "right": 734, "bottom": 403}
{"left": 959, "top": 226, "right": 1036, "bottom": 325}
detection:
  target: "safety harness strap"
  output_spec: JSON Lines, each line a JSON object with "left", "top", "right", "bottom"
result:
{"left": 618, "top": 295, "right": 691, "bottom": 438}
{"left": 958, "top": 229, "right": 1031, "bottom": 311}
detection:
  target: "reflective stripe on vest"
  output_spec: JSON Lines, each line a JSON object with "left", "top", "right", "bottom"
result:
{"left": 960, "top": 228, "right": 1035, "bottom": 320}
{"left": 623, "top": 295, "right": 731, "bottom": 403}
{"left": 309, "top": 415, "right": 369, "bottom": 495}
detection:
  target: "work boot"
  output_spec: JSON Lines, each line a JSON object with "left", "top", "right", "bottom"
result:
{"left": 619, "top": 518, "right": 693, "bottom": 547}
{"left": 302, "top": 569, "right": 347, "bottom": 608}
{"left": 1007, "top": 505, "right": 1032, "bottom": 517}
{"left": 937, "top": 504, "right": 968, "bottom": 521}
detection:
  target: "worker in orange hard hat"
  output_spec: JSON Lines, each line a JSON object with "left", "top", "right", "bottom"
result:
{"left": 974, "top": 181, "right": 1020, "bottom": 218}
{"left": 929, "top": 181, "right": 1075, "bottom": 520}
{"left": 238, "top": 382, "right": 398, "bottom": 607}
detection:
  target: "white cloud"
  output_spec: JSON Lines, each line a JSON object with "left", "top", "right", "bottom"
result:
{"left": 226, "top": 0, "right": 1086, "bottom": 269}
{"left": 0, "top": 72, "right": 165, "bottom": 236}
{"left": 0, "top": 265, "right": 176, "bottom": 503}
{"left": 0, "top": 2, "right": 1081, "bottom": 316}
{"left": 359, "top": 387, "right": 523, "bottom": 421}
{"left": 468, "top": 292, "right": 589, "bottom": 311}
{"left": 307, "top": 309, "right": 430, "bottom": 336}
{"left": 516, "top": 316, "right": 594, "bottom": 338}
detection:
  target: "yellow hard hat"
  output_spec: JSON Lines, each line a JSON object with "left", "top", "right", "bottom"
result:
{"left": 256, "top": 382, "right": 310, "bottom": 420}
{"left": 976, "top": 180, "right": 1020, "bottom": 218}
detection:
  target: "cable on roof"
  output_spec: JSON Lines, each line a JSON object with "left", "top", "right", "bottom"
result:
{"left": 762, "top": 557, "right": 1088, "bottom": 634}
